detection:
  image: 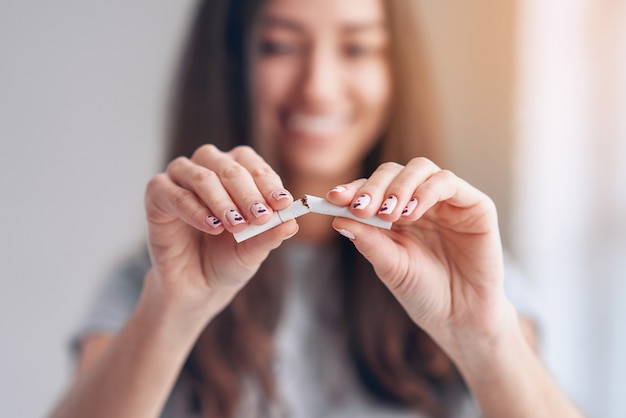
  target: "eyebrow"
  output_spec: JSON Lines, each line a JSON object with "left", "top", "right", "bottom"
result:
{"left": 259, "top": 16, "right": 387, "bottom": 34}
{"left": 341, "top": 21, "right": 388, "bottom": 34}
{"left": 259, "top": 16, "right": 305, "bottom": 33}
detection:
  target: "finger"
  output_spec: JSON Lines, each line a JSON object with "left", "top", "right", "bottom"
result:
{"left": 236, "top": 220, "right": 299, "bottom": 267}
{"left": 228, "top": 146, "right": 294, "bottom": 210}
{"left": 145, "top": 173, "right": 225, "bottom": 235}
{"left": 190, "top": 145, "right": 276, "bottom": 226}
{"left": 327, "top": 158, "right": 441, "bottom": 221}
{"left": 376, "top": 157, "right": 441, "bottom": 221}
{"left": 166, "top": 157, "right": 251, "bottom": 232}
{"left": 205, "top": 220, "right": 299, "bottom": 289}
{"left": 349, "top": 162, "right": 405, "bottom": 218}
{"left": 405, "top": 169, "right": 493, "bottom": 226}
{"left": 331, "top": 218, "right": 418, "bottom": 294}
{"left": 326, "top": 178, "right": 367, "bottom": 206}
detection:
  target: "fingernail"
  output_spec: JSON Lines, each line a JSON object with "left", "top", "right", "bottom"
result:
{"left": 352, "top": 194, "right": 371, "bottom": 210}
{"left": 334, "top": 228, "right": 356, "bottom": 240}
{"left": 330, "top": 185, "right": 347, "bottom": 193}
{"left": 378, "top": 195, "right": 398, "bottom": 214}
{"left": 251, "top": 202, "right": 269, "bottom": 218}
{"left": 226, "top": 209, "right": 246, "bottom": 225}
{"left": 402, "top": 198, "right": 418, "bottom": 216}
{"left": 283, "top": 230, "right": 298, "bottom": 241}
{"left": 272, "top": 190, "right": 291, "bottom": 200}
{"left": 205, "top": 215, "right": 222, "bottom": 228}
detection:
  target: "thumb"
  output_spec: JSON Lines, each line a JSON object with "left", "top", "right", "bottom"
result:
{"left": 331, "top": 218, "right": 409, "bottom": 290}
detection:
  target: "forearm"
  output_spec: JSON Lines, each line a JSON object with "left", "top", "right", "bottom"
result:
{"left": 451, "top": 308, "right": 584, "bottom": 418}
{"left": 51, "top": 272, "right": 235, "bottom": 418}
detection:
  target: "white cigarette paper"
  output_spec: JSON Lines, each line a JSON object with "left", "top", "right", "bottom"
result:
{"left": 233, "top": 195, "right": 392, "bottom": 243}
{"left": 233, "top": 198, "right": 310, "bottom": 243}
{"left": 304, "top": 195, "right": 392, "bottom": 229}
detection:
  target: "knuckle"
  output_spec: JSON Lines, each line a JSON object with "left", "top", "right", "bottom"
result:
{"left": 171, "top": 188, "right": 193, "bottom": 214}
{"left": 379, "top": 161, "right": 402, "bottom": 172}
{"left": 249, "top": 163, "right": 274, "bottom": 179}
{"left": 418, "top": 181, "right": 437, "bottom": 195}
{"left": 219, "top": 163, "right": 246, "bottom": 181}
{"left": 482, "top": 194, "right": 497, "bottom": 212}
{"left": 191, "top": 168, "right": 216, "bottom": 187}
{"left": 437, "top": 169, "right": 456, "bottom": 181}
{"left": 408, "top": 156, "right": 436, "bottom": 170}
{"left": 191, "top": 144, "right": 219, "bottom": 161}
{"left": 190, "top": 207, "right": 209, "bottom": 225}
{"left": 145, "top": 174, "right": 167, "bottom": 195}
{"left": 380, "top": 266, "right": 407, "bottom": 293}
{"left": 347, "top": 178, "right": 367, "bottom": 191}
{"left": 166, "top": 156, "right": 187, "bottom": 173}
{"left": 230, "top": 145, "right": 255, "bottom": 159}
{"left": 390, "top": 175, "right": 412, "bottom": 191}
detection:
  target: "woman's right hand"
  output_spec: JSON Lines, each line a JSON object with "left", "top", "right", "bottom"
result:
{"left": 143, "top": 144, "right": 297, "bottom": 324}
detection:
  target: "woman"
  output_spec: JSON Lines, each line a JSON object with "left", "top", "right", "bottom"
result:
{"left": 51, "top": 0, "right": 583, "bottom": 417}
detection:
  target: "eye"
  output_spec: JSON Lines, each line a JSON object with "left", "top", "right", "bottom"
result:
{"left": 258, "top": 40, "right": 299, "bottom": 56}
{"left": 343, "top": 43, "right": 372, "bottom": 58}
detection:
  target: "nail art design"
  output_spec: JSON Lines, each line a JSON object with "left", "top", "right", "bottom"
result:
{"left": 379, "top": 195, "right": 398, "bottom": 214}
{"left": 226, "top": 209, "right": 246, "bottom": 225}
{"left": 251, "top": 202, "right": 269, "bottom": 217}
{"left": 330, "top": 185, "right": 347, "bottom": 193}
{"left": 352, "top": 194, "right": 371, "bottom": 209}
{"left": 205, "top": 215, "right": 222, "bottom": 228}
{"left": 402, "top": 198, "right": 418, "bottom": 216}
{"left": 272, "top": 190, "right": 290, "bottom": 200}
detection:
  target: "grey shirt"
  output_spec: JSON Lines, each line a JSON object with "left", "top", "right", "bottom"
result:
{"left": 72, "top": 242, "right": 537, "bottom": 418}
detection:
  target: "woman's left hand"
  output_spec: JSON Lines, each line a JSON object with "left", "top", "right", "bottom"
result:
{"left": 326, "top": 157, "right": 516, "bottom": 361}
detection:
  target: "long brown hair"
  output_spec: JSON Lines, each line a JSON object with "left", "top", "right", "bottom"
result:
{"left": 167, "top": 0, "right": 461, "bottom": 416}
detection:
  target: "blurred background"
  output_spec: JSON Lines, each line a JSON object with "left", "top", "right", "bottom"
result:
{"left": 1, "top": 0, "right": 624, "bottom": 417}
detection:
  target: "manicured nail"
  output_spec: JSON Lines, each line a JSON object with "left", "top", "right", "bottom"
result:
{"left": 378, "top": 195, "right": 398, "bottom": 214}
{"left": 352, "top": 194, "right": 371, "bottom": 210}
{"left": 334, "top": 228, "right": 356, "bottom": 240}
{"left": 205, "top": 215, "right": 222, "bottom": 228}
{"left": 251, "top": 202, "right": 269, "bottom": 218}
{"left": 226, "top": 209, "right": 246, "bottom": 225}
{"left": 330, "top": 185, "right": 347, "bottom": 193}
{"left": 402, "top": 198, "right": 418, "bottom": 216}
{"left": 272, "top": 190, "right": 291, "bottom": 200}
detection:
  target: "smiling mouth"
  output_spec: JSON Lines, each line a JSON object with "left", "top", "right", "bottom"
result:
{"left": 286, "top": 113, "right": 348, "bottom": 137}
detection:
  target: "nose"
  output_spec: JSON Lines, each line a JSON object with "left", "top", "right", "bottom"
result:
{"left": 297, "top": 44, "right": 344, "bottom": 109}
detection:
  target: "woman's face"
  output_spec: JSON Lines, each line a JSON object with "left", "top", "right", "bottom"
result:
{"left": 251, "top": 0, "right": 392, "bottom": 183}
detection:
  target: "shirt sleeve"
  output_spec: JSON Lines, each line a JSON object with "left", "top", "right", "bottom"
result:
{"left": 69, "top": 248, "right": 151, "bottom": 355}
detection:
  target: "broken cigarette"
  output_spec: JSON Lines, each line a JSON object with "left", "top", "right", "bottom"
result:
{"left": 233, "top": 195, "right": 392, "bottom": 243}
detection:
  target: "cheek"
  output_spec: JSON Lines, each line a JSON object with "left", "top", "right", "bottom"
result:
{"left": 253, "top": 62, "right": 297, "bottom": 115}
{"left": 353, "top": 62, "right": 392, "bottom": 118}
{"left": 346, "top": 62, "right": 392, "bottom": 157}
{"left": 251, "top": 62, "right": 298, "bottom": 165}
{"left": 346, "top": 63, "right": 392, "bottom": 167}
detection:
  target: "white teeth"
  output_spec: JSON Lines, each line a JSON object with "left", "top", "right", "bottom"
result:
{"left": 288, "top": 114, "right": 346, "bottom": 135}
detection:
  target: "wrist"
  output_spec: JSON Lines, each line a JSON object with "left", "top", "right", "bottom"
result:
{"left": 442, "top": 300, "right": 534, "bottom": 388}
{"left": 139, "top": 269, "right": 240, "bottom": 344}
{"left": 439, "top": 299, "right": 523, "bottom": 370}
{"left": 442, "top": 303, "right": 583, "bottom": 418}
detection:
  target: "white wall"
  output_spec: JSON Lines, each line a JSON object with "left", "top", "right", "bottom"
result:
{"left": 514, "top": 1, "right": 626, "bottom": 417}
{"left": 0, "top": 2, "right": 194, "bottom": 417}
